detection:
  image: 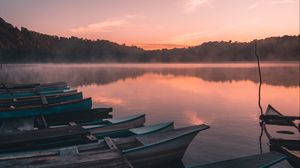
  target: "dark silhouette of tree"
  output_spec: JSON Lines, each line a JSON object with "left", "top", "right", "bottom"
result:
{"left": 0, "top": 17, "right": 299, "bottom": 63}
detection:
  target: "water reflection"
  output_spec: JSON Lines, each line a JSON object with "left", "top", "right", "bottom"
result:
{"left": 0, "top": 63, "right": 299, "bottom": 87}
{"left": 0, "top": 63, "right": 298, "bottom": 167}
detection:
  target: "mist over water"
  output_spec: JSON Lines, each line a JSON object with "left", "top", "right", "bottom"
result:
{"left": 0, "top": 63, "right": 298, "bottom": 167}
{"left": 0, "top": 63, "right": 299, "bottom": 87}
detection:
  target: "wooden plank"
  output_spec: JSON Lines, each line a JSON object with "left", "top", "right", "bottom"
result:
{"left": 40, "top": 94, "right": 48, "bottom": 105}
{"left": 85, "top": 135, "right": 98, "bottom": 142}
{"left": 104, "top": 137, "right": 119, "bottom": 150}
{"left": 104, "top": 137, "right": 134, "bottom": 168}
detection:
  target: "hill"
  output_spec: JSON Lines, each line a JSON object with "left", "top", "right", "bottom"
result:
{"left": 0, "top": 17, "right": 299, "bottom": 62}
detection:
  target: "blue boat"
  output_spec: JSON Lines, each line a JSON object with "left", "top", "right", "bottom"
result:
{"left": 0, "top": 82, "right": 67, "bottom": 90}
{"left": 0, "top": 92, "right": 83, "bottom": 108}
{"left": 0, "top": 85, "right": 69, "bottom": 93}
{"left": 188, "top": 152, "right": 287, "bottom": 168}
{"left": 93, "top": 121, "right": 174, "bottom": 139}
{"left": 0, "top": 89, "right": 77, "bottom": 99}
{"left": 0, "top": 98, "right": 92, "bottom": 119}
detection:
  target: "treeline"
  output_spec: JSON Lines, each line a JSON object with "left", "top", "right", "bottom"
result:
{"left": 0, "top": 17, "right": 299, "bottom": 62}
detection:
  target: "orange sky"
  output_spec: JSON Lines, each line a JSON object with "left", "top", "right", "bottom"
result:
{"left": 0, "top": 0, "right": 299, "bottom": 50}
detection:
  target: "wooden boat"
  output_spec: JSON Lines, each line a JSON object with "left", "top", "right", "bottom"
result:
{"left": 43, "top": 107, "right": 113, "bottom": 126}
{"left": 0, "top": 85, "right": 69, "bottom": 93}
{"left": 0, "top": 82, "right": 67, "bottom": 90}
{"left": 0, "top": 124, "right": 209, "bottom": 167}
{"left": 0, "top": 108, "right": 113, "bottom": 132}
{"left": 0, "top": 89, "right": 77, "bottom": 99}
{"left": 0, "top": 114, "right": 146, "bottom": 152}
{"left": 189, "top": 152, "right": 287, "bottom": 168}
{"left": 40, "top": 121, "right": 174, "bottom": 153}
{"left": 61, "top": 114, "right": 146, "bottom": 131}
{"left": 0, "top": 92, "right": 83, "bottom": 108}
{"left": 0, "top": 98, "right": 92, "bottom": 119}
{"left": 262, "top": 104, "right": 300, "bottom": 167}
{"left": 92, "top": 121, "right": 174, "bottom": 139}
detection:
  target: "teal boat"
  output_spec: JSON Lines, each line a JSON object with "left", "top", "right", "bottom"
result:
{"left": 0, "top": 89, "right": 77, "bottom": 99}
{"left": 52, "top": 114, "right": 146, "bottom": 130}
{"left": 188, "top": 152, "right": 287, "bottom": 168}
{"left": 0, "top": 82, "right": 67, "bottom": 90}
{"left": 0, "top": 115, "right": 171, "bottom": 153}
{"left": 0, "top": 124, "right": 209, "bottom": 167}
{"left": 0, "top": 85, "right": 69, "bottom": 93}
{"left": 0, "top": 92, "right": 83, "bottom": 108}
{"left": 0, "top": 98, "right": 92, "bottom": 119}
{"left": 93, "top": 121, "right": 174, "bottom": 139}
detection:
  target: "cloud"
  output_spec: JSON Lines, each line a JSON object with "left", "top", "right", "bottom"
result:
{"left": 183, "top": 0, "right": 209, "bottom": 12}
{"left": 70, "top": 15, "right": 136, "bottom": 33}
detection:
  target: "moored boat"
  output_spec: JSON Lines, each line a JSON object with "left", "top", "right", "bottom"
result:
{"left": 0, "top": 89, "right": 77, "bottom": 99}
{"left": 0, "top": 85, "right": 69, "bottom": 93}
{"left": 262, "top": 104, "right": 300, "bottom": 168}
{"left": 43, "top": 107, "right": 113, "bottom": 126}
{"left": 0, "top": 92, "right": 83, "bottom": 108}
{"left": 0, "top": 114, "right": 147, "bottom": 152}
{"left": 0, "top": 98, "right": 92, "bottom": 119}
{"left": 93, "top": 121, "right": 174, "bottom": 139}
{"left": 188, "top": 152, "right": 287, "bottom": 168}
{"left": 0, "top": 82, "right": 67, "bottom": 90}
{"left": 0, "top": 124, "right": 209, "bottom": 167}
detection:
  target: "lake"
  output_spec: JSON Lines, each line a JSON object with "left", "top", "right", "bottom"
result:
{"left": 0, "top": 63, "right": 299, "bottom": 167}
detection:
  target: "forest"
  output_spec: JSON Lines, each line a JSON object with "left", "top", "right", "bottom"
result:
{"left": 0, "top": 17, "right": 299, "bottom": 63}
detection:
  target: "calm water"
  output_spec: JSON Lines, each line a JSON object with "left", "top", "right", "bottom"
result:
{"left": 1, "top": 63, "right": 299, "bottom": 167}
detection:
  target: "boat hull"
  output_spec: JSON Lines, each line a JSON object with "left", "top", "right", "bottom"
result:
{"left": 0, "top": 92, "right": 83, "bottom": 108}
{"left": 0, "top": 98, "right": 92, "bottom": 119}
{"left": 88, "top": 114, "right": 146, "bottom": 134}
{"left": 0, "top": 82, "right": 67, "bottom": 90}
{"left": 0, "top": 89, "right": 77, "bottom": 99}
{"left": 124, "top": 128, "right": 201, "bottom": 167}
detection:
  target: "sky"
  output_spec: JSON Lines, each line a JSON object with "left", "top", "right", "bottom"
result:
{"left": 0, "top": 0, "right": 299, "bottom": 50}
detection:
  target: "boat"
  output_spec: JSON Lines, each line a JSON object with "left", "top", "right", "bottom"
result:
{"left": 0, "top": 114, "right": 147, "bottom": 152}
{"left": 55, "top": 114, "right": 147, "bottom": 132}
{"left": 0, "top": 108, "right": 113, "bottom": 132}
{"left": 188, "top": 152, "right": 287, "bottom": 168}
{"left": 0, "top": 124, "right": 209, "bottom": 167}
{"left": 0, "top": 98, "right": 92, "bottom": 119}
{"left": 93, "top": 121, "right": 174, "bottom": 139}
{"left": 43, "top": 107, "right": 113, "bottom": 126}
{"left": 0, "top": 85, "right": 69, "bottom": 93}
{"left": 0, "top": 92, "right": 83, "bottom": 108}
{"left": 262, "top": 104, "right": 300, "bottom": 168}
{"left": 0, "top": 89, "right": 77, "bottom": 99}
{"left": 0, "top": 82, "right": 67, "bottom": 90}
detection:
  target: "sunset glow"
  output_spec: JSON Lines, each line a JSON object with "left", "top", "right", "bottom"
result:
{"left": 0, "top": 0, "right": 298, "bottom": 50}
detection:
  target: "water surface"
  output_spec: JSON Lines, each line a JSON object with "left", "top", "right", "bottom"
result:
{"left": 1, "top": 63, "right": 299, "bottom": 167}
